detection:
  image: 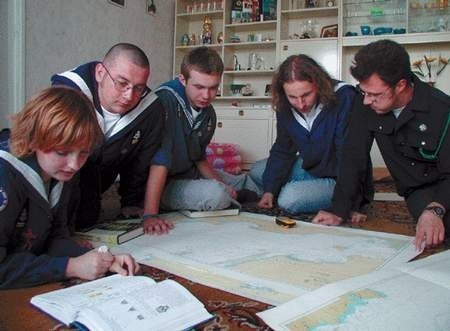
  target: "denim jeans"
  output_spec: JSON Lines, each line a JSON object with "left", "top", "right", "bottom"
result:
{"left": 249, "top": 158, "right": 336, "bottom": 213}
{"left": 161, "top": 169, "right": 262, "bottom": 211}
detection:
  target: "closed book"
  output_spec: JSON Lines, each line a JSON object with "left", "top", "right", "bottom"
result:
{"left": 180, "top": 200, "right": 241, "bottom": 218}
{"left": 31, "top": 274, "right": 214, "bottom": 331}
{"left": 261, "top": 0, "right": 277, "bottom": 20}
{"left": 75, "top": 219, "right": 143, "bottom": 245}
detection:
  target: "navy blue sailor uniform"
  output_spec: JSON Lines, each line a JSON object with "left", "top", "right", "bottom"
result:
{"left": 332, "top": 76, "right": 450, "bottom": 233}
{"left": 51, "top": 62, "right": 164, "bottom": 229}
{"left": 153, "top": 78, "right": 216, "bottom": 179}
{"left": 0, "top": 140, "right": 87, "bottom": 289}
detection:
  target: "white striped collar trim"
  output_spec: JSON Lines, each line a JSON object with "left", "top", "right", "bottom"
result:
{"left": 57, "top": 71, "right": 94, "bottom": 101}
{"left": 156, "top": 86, "right": 196, "bottom": 128}
{"left": 57, "top": 71, "right": 159, "bottom": 139}
{"left": 107, "top": 92, "right": 159, "bottom": 138}
{"left": 0, "top": 150, "right": 63, "bottom": 208}
{"left": 57, "top": 71, "right": 105, "bottom": 133}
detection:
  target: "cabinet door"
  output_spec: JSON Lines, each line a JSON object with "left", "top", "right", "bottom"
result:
{"left": 279, "top": 39, "right": 339, "bottom": 79}
{"left": 213, "top": 118, "right": 272, "bottom": 168}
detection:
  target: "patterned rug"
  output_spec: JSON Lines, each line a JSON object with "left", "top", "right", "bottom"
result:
{"left": 101, "top": 176, "right": 411, "bottom": 226}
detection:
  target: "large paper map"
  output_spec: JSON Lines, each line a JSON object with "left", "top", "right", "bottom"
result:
{"left": 258, "top": 249, "right": 450, "bottom": 330}
{"left": 113, "top": 212, "right": 418, "bottom": 305}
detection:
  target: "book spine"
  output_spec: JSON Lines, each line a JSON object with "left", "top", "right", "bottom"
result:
{"left": 76, "top": 234, "right": 118, "bottom": 245}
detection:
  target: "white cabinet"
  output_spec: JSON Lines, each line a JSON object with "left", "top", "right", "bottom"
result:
{"left": 213, "top": 107, "right": 274, "bottom": 168}
{"left": 279, "top": 39, "right": 339, "bottom": 78}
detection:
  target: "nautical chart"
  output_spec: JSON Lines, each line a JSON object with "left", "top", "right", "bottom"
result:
{"left": 113, "top": 212, "right": 418, "bottom": 305}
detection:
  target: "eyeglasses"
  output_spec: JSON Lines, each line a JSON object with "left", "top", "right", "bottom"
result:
{"left": 101, "top": 63, "right": 148, "bottom": 97}
{"left": 356, "top": 84, "right": 392, "bottom": 102}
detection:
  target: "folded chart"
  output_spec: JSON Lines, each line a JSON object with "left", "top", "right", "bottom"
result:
{"left": 258, "top": 249, "right": 450, "bottom": 330}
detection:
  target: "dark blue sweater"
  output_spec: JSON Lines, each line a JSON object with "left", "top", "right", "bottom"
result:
{"left": 263, "top": 83, "right": 356, "bottom": 196}
{"left": 0, "top": 131, "right": 87, "bottom": 289}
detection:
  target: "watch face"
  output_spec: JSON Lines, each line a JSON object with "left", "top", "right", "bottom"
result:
{"left": 426, "top": 206, "right": 445, "bottom": 217}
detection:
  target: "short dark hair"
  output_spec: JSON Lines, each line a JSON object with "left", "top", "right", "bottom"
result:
{"left": 350, "top": 39, "right": 413, "bottom": 86}
{"left": 272, "top": 54, "right": 335, "bottom": 112}
{"left": 103, "top": 43, "right": 149, "bottom": 68}
{"left": 180, "top": 47, "right": 224, "bottom": 80}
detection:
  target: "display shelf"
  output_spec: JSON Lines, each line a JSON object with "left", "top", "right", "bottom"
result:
{"left": 223, "top": 41, "right": 276, "bottom": 48}
{"left": 175, "top": 44, "right": 222, "bottom": 49}
{"left": 224, "top": 69, "right": 275, "bottom": 75}
{"left": 177, "top": 10, "right": 224, "bottom": 17}
{"left": 342, "top": 31, "right": 450, "bottom": 46}
{"left": 225, "top": 20, "right": 277, "bottom": 29}
{"left": 281, "top": 6, "right": 338, "bottom": 18}
{"left": 218, "top": 96, "right": 272, "bottom": 100}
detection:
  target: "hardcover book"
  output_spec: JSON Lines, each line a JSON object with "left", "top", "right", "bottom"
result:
{"left": 75, "top": 219, "right": 143, "bottom": 245}
{"left": 31, "top": 274, "right": 213, "bottom": 331}
{"left": 180, "top": 200, "right": 241, "bottom": 218}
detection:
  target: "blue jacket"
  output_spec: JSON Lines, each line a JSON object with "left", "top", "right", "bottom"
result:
{"left": 51, "top": 62, "right": 164, "bottom": 228}
{"left": 263, "top": 83, "right": 356, "bottom": 196}
{"left": 0, "top": 131, "right": 87, "bottom": 289}
{"left": 153, "top": 78, "right": 216, "bottom": 179}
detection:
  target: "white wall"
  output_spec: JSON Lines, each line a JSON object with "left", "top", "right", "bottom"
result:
{"left": 25, "top": 0, "right": 175, "bottom": 99}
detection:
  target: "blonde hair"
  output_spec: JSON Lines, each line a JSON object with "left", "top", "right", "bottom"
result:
{"left": 10, "top": 86, "right": 103, "bottom": 158}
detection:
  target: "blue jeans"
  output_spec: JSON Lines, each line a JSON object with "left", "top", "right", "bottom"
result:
{"left": 249, "top": 158, "right": 336, "bottom": 213}
{"left": 161, "top": 170, "right": 262, "bottom": 211}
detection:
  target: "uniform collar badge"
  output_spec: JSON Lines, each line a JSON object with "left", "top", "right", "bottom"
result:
{"left": 0, "top": 187, "right": 8, "bottom": 211}
{"left": 131, "top": 130, "right": 141, "bottom": 144}
{"left": 419, "top": 123, "right": 427, "bottom": 132}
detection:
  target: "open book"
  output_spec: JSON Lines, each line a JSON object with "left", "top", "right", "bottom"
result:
{"left": 180, "top": 199, "right": 241, "bottom": 218}
{"left": 31, "top": 274, "right": 213, "bottom": 331}
{"left": 75, "top": 219, "right": 143, "bottom": 245}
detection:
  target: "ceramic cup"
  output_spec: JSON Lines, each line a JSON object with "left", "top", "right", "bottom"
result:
{"left": 360, "top": 25, "right": 371, "bottom": 35}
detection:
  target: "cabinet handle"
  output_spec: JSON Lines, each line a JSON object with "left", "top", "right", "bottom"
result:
{"left": 217, "top": 122, "right": 223, "bottom": 128}
{"left": 239, "top": 110, "right": 244, "bottom": 116}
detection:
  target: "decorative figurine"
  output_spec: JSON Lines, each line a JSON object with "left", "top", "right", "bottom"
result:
{"left": 189, "top": 33, "right": 196, "bottom": 45}
{"left": 305, "top": 0, "right": 317, "bottom": 8}
{"left": 181, "top": 33, "right": 190, "bottom": 46}
{"left": 202, "top": 16, "right": 213, "bottom": 44}
{"left": 233, "top": 54, "right": 240, "bottom": 71}
{"left": 242, "top": 83, "right": 254, "bottom": 96}
{"left": 217, "top": 31, "right": 224, "bottom": 44}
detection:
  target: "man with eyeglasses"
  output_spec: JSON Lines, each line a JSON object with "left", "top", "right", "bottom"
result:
{"left": 51, "top": 43, "right": 164, "bottom": 230}
{"left": 313, "top": 39, "right": 450, "bottom": 251}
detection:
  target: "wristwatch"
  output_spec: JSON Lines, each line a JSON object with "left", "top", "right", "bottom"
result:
{"left": 424, "top": 206, "right": 446, "bottom": 218}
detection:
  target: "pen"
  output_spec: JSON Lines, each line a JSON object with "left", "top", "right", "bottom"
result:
{"left": 98, "top": 245, "right": 109, "bottom": 253}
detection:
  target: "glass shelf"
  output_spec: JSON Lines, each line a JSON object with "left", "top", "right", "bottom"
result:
{"left": 223, "top": 41, "right": 276, "bottom": 49}
{"left": 177, "top": 10, "right": 223, "bottom": 18}
{"left": 225, "top": 20, "right": 277, "bottom": 29}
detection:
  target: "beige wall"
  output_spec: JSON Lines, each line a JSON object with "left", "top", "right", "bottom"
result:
{"left": 25, "top": 0, "right": 175, "bottom": 98}
{"left": 0, "top": 1, "right": 11, "bottom": 128}
{"left": 0, "top": 0, "right": 175, "bottom": 128}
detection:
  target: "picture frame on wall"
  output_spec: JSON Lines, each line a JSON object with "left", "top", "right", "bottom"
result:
{"left": 320, "top": 24, "right": 338, "bottom": 38}
{"left": 108, "top": 0, "right": 125, "bottom": 8}
{"left": 147, "top": 0, "right": 156, "bottom": 15}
